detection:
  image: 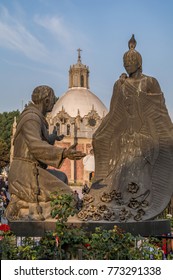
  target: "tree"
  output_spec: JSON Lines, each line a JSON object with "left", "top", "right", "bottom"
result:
{"left": 0, "top": 110, "right": 20, "bottom": 150}
{"left": 0, "top": 110, "right": 20, "bottom": 168}
{"left": 0, "top": 138, "right": 9, "bottom": 171}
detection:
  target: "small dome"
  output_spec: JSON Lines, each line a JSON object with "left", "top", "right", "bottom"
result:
{"left": 51, "top": 87, "right": 108, "bottom": 118}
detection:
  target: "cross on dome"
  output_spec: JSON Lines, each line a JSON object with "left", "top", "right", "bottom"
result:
{"left": 77, "top": 48, "right": 82, "bottom": 62}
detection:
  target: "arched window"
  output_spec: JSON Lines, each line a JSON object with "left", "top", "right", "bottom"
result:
{"left": 56, "top": 123, "right": 60, "bottom": 135}
{"left": 80, "top": 75, "right": 84, "bottom": 87}
{"left": 73, "top": 75, "right": 78, "bottom": 87}
{"left": 67, "top": 124, "right": 70, "bottom": 135}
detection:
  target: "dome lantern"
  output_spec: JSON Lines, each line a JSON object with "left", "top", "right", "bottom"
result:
{"left": 69, "top": 49, "right": 89, "bottom": 89}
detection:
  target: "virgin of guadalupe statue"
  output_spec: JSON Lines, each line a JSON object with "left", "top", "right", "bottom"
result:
{"left": 78, "top": 35, "right": 173, "bottom": 222}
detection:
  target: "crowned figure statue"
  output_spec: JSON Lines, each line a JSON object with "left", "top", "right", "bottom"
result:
{"left": 78, "top": 35, "right": 173, "bottom": 222}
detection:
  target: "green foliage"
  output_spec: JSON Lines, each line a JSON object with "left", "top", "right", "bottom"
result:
{"left": 0, "top": 110, "right": 20, "bottom": 148}
{"left": 50, "top": 192, "right": 87, "bottom": 259}
{"left": 82, "top": 226, "right": 136, "bottom": 260}
{"left": 0, "top": 192, "right": 171, "bottom": 260}
{"left": 136, "top": 237, "right": 164, "bottom": 260}
{"left": 36, "top": 232, "right": 59, "bottom": 259}
{"left": 50, "top": 192, "right": 77, "bottom": 223}
{"left": 17, "top": 237, "right": 39, "bottom": 260}
{"left": 0, "top": 139, "right": 9, "bottom": 169}
{"left": 81, "top": 227, "right": 164, "bottom": 260}
{"left": 0, "top": 230, "right": 18, "bottom": 260}
{"left": 166, "top": 214, "right": 173, "bottom": 228}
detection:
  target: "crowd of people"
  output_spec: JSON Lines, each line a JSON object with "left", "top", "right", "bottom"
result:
{"left": 0, "top": 175, "right": 10, "bottom": 224}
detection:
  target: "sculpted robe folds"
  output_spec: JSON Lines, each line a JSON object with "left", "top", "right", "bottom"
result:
{"left": 78, "top": 74, "right": 173, "bottom": 222}
{"left": 6, "top": 103, "right": 72, "bottom": 221}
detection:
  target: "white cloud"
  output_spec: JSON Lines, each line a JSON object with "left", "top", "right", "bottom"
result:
{"left": 34, "top": 14, "right": 89, "bottom": 52}
{"left": 0, "top": 6, "right": 49, "bottom": 62}
{"left": 34, "top": 15, "right": 73, "bottom": 47}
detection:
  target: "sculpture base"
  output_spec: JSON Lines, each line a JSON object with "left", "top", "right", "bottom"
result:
{"left": 9, "top": 218, "right": 171, "bottom": 237}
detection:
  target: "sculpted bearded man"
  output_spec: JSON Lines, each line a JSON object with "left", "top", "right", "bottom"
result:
{"left": 6, "top": 85, "right": 85, "bottom": 221}
{"left": 78, "top": 35, "right": 173, "bottom": 222}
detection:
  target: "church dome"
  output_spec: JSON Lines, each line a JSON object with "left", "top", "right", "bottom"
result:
{"left": 51, "top": 87, "right": 107, "bottom": 118}
{"left": 47, "top": 49, "right": 108, "bottom": 184}
{"left": 51, "top": 49, "right": 108, "bottom": 118}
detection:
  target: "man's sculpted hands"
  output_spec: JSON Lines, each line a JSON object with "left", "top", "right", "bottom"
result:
{"left": 63, "top": 143, "right": 86, "bottom": 160}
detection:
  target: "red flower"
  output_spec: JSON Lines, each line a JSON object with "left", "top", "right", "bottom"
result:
{"left": 84, "top": 243, "right": 91, "bottom": 248}
{"left": 0, "top": 224, "right": 10, "bottom": 232}
{"left": 55, "top": 236, "right": 59, "bottom": 247}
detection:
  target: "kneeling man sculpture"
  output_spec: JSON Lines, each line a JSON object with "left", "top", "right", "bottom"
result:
{"left": 6, "top": 85, "right": 85, "bottom": 221}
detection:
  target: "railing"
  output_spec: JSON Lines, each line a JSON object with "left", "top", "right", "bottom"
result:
{"left": 158, "top": 201, "right": 173, "bottom": 219}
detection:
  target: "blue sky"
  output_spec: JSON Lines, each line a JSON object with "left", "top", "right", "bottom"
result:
{"left": 0, "top": 0, "right": 173, "bottom": 119}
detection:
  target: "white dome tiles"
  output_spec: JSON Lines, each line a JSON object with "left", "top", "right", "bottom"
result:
{"left": 51, "top": 88, "right": 108, "bottom": 118}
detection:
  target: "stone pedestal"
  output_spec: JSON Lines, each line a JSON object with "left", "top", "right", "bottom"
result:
{"left": 9, "top": 220, "right": 56, "bottom": 237}
{"left": 9, "top": 218, "right": 171, "bottom": 237}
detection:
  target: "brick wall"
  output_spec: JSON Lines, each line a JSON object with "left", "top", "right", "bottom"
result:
{"left": 76, "top": 143, "right": 84, "bottom": 182}
{"left": 51, "top": 139, "right": 92, "bottom": 183}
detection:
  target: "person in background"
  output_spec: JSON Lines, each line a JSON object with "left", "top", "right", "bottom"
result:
{"left": 0, "top": 175, "right": 5, "bottom": 192}
{"left": 83, "top": 148, "right": 95, "bottom": 185}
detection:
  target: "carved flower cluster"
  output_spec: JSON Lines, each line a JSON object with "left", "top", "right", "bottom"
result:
{"left": 101, "top": 190, "right": 123, "bottom": 204}
{"left": 77, "top": 204, "right": 116, "bottom": 221}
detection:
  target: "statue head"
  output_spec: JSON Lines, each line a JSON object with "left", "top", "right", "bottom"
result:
{"left": 32, "top": 85, "right": 56, "bottom": 113}
{"left": 123, "top": 35, "right": 142, "bottom": 75}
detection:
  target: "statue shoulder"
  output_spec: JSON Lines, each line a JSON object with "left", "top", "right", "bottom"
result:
{"left": 17, "top": 106, "right": 43, "bottom": 130}
{"left": 21, "top": 110, "right": 41, "bottom": 123}
{"left": 113, "top": 73, "right": 128, "bottom": 89}
{"left": 142, "top": 74, "right": 162, "bottom": 93}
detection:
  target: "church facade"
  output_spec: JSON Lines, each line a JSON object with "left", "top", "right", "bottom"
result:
{"left": 47, "top": 50, "right": 108, "bottom": 184}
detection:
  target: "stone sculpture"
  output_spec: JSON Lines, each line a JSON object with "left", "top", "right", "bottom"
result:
{"left": 78, "top": 35, "right": 173, "bottom": 222}
{"left": 6, "top": 85, "right": 85, "bottom": 221}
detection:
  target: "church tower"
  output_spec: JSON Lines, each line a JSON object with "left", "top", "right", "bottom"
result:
{"left": 69, "top": 48, "right": 89, "bottom": 89}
